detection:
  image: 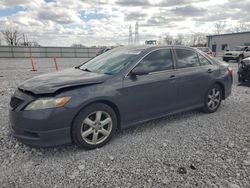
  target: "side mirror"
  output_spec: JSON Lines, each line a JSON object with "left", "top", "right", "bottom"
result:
{"left": 130, "top": 66, "right": 149, "bottom": 77}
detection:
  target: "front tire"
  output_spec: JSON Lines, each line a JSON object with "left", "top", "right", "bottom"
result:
{"left": 203, "top": 84, "right": 222, "bottom": 113}
{"left": 238, "top": 74, "right": 246, "bottom": 83}
{"left": 238, "top": 74, "right": 242, "bottom": 82}
{"left": 72, "top": 103, "right": 117, "bottom": 149}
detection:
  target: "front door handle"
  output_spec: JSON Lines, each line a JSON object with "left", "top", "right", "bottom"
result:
{"left": 207, "top": 69, "right": 214, "bottom": 73}
{"left": 169, "top": 75, "right": 176, "bottom": 80}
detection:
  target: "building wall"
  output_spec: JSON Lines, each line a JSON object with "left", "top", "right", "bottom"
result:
{"left": 0, "top": 46, "right": 99, "bottom": 58}
{"left": 207, "top": 32, "right": 250, "bottom": 56}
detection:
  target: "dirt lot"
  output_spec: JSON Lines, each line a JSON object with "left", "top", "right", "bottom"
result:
{"left": 0, "top": 58, "right": 249, "bottom": 187}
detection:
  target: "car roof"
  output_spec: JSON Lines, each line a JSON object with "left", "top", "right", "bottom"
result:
{"left": 236, "top": 46, "right": 249, "bottom": 48}
{"left": 118, "top": 45, "right": 196, "bottom": 52}
{"left": 197, "top": 47, "right": 209, "bottom": 49}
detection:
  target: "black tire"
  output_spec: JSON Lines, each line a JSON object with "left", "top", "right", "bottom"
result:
{"left": 238, "top": 75, "right": 246, "bottom": 83}
{"left": 238, "top": 55, "right": 243, "bottom": 63}
{"left": 223, "top": 58, "right": 228, "bottom": 62}
{"left": 238, "top": 74, "right": 242, "bottom": 83}
{"left": 203, "top": 84, "right": 222, "bottom": 113}
{"left": 72, "top": 103, "right": 117, "bottom": 149}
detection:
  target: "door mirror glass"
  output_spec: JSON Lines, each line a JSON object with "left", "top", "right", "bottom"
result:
{"left": 130, "top": 66, "right": 149, "bottom": 76}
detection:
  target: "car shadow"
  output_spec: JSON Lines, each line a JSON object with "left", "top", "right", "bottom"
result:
{"left": 114, "top": 109, "right": 205, "bottom": 139}
{"left": 238, "top": 82, "right": 250, "bottom": 87}
{"left": 25, "top": 109, "right": 205, "bottom": 157}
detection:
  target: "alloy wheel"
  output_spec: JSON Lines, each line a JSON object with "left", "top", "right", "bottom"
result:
{"left": 81, "top": 111, "right": 112, "bottom": 145}
{"left": 207, "top": 88, "right": 221, "bottom": 110}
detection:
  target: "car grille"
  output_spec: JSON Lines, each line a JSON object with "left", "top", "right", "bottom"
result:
{"left": 10, "top": 97, "right": 24, "bottom": 109}
{"left": 225, "top": 53, "right": 232, "bottom": 55}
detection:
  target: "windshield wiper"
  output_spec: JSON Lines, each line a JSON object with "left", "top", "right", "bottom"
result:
{"left": 76, "top": 67, "right": 92, "bottom": 72}
{"left": 82, "top": 68, "right": 92, "bottom": 72}
{"left": 103, "top": 72, "right": 113, "bottom": 75}
{"left": 75, "top": 66, "right": 80, "bottom": 69}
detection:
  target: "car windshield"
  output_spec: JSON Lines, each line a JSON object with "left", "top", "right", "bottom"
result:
{"left": 232, "top": 47, "right": 244, "bottom": 51}
{"left": 79, "top": 48, "right": 141, "bottom": 75}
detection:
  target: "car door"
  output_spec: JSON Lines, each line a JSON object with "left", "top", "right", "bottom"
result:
{"left": 173, "top": 48, "right": 215, "bottom": 109}
{"left": 119, "top": 48, "right": 178, "bottom": 125}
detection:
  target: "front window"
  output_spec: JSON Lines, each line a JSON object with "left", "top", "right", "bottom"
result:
{"left": 135, "top": 49, "right": 173, "bottom": 73}
{"left": 80, "top": 48, "right": 141, "bottom": 75}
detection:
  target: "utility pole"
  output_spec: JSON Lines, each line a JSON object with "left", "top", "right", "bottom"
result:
{"left": 134, "top": 22, "right": 139, "bottom": 45}
{"left": 128, "top": 25, "right": 133, "bottom": 45}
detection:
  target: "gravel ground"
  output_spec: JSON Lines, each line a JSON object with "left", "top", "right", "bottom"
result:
{"left": 0, "top": 58, "right": 249, "bottom": 188}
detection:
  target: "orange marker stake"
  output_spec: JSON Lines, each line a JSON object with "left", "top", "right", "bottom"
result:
{"left": 30, "top": 58, "right": 37, "bottom": 71}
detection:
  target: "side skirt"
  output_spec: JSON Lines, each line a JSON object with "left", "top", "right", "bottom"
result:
{"left": 120, "top": 104, "right": 203, "bottom": 129}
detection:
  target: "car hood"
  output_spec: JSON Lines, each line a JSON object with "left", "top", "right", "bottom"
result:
{"left": 225, "top": 51, "right": 242, "bottom": 55}
{"left": 18, "top": 68, "right": 110, "bottom": 94}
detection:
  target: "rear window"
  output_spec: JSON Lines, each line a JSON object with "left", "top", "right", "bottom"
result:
{"left": 198, "top": 54, "right": 212, "bottom": 66}
{"left": 175, "top": 49, "right": 200, "bottom": 68}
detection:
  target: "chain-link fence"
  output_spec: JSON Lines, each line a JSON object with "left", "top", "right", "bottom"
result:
{"left": 0, "top": 46, "right": 99, "bottom": 58}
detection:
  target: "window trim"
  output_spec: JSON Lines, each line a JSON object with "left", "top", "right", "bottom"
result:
{"left": 125, "top": 47, "right": 175, "bottom": 77}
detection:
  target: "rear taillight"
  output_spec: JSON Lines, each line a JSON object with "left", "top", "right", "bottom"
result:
{"left": 227, "top": 66, "right": 233, "bottom": 75}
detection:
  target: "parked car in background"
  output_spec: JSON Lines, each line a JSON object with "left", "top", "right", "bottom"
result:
{"left": 197, "top": 47, "right": 214, "bottom": 57}
{"left": 9, "top": 46, "right": 233, "bottom": 149}
{"left": 96, "top": 47, "right": 111, "bottom": 56}
{"left": 238, "top": 57, "right": 250, "bottom": 83}
{"left": 223, "top": 46, "right": 250, "bottom": 62}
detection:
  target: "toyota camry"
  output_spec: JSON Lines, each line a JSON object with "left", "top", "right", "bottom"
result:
{"left": 9, "top": 46, "right": 233, "bottom": 149}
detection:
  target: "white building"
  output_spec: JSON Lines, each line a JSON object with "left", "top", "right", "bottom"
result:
{"left": 207, "top": 31, "right": 250, "bottom": 56}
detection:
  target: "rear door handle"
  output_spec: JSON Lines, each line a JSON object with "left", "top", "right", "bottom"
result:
{"left": 169, "top": 75, "right": 176, "bottom": 80}
{"left": 207, "top": 69, "right": 214, "bottom": 73}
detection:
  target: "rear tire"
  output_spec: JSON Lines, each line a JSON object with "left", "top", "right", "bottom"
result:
{"left": 72, "top": 103, "right": 117, "bottom": 149}
{"left": 203, "top": 84, "right": 222, "bottom": 113}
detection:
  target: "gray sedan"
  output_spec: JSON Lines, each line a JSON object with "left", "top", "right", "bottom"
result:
{"left": 9, "top": 46, "right": 233, "bottom": 149}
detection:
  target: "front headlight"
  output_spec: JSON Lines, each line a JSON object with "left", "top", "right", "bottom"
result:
{"left": 24, "top": 97, "right": 71, "bottom": 110}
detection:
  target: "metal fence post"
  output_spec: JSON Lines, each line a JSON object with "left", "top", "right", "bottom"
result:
{"left": 74, "top": 47, "right": 77, "bottom": 58}
{"left": 11, "top": 46, "right": 14, "bottom": 58}
{"left": 60, "top": 47, "right": 63, "bottom": 58}
{"left": 45, "top": 47, "right": 48, "bottom": 58}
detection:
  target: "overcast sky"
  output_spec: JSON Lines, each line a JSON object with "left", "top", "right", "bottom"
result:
{"left": 0, "top": 0, "right": 249, "bottom": 46}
